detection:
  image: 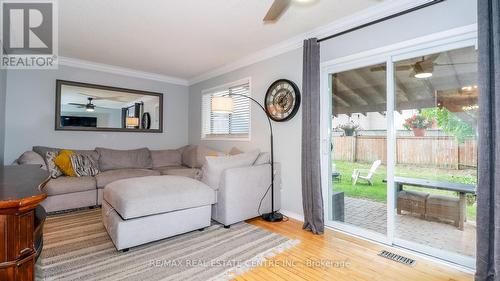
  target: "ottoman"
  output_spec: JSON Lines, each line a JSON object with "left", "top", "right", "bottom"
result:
{"left": 397, "top": 190, "right": 429, "bottom": 218}
{"left": 426, "top": 194, "right": 461, "bottom": 229}
{"left": 102, "top": 175, "right": 216, "bottom": 251}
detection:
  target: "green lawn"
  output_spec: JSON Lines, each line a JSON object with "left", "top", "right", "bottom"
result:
{"left": 332, "top": 161, "right": 477, "bottom": 219}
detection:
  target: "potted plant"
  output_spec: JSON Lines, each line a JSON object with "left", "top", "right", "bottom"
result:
{"left": 403, "top": 114, "right": 431, "bottom": 137}
{"left": 337, "top": 121, "right": 359, "bottom": 137}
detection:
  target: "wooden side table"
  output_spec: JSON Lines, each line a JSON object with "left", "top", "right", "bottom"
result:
{"left": 0, "top": 165, "right": 49, "bottom": 281}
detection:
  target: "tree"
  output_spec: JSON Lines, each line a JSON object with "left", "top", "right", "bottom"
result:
{"left": 420, "top": 107, "right": 476, "bottom": 143}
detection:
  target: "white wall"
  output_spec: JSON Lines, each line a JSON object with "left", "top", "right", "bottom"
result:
{"left": 189, "top": 49, "right": 304, "bottom": 215}
{"left": 4, "top": 65, "right": 189, "bottom": 164}
{"left": 188, "top": 0, "right": 477, "bottom": 218}
{"left": 0, "top": 69, "right": 6, "bottom": 164}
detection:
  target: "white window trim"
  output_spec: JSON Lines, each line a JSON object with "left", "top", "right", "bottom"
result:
{"left": 200, "top": 77, "right": 252, "bottom": 141}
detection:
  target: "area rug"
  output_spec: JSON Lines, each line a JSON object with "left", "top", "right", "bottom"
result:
{"left": 36, "top": 209, "right": 299, "bottom": 281}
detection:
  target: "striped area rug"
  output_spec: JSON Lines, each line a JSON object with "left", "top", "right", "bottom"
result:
{"left": 36, "top": 209, "right": 299, "bottom": 281}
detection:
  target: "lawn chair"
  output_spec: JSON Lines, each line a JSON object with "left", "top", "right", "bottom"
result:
{"left": 351, "top": 160, "right": 382, "bottom": 186}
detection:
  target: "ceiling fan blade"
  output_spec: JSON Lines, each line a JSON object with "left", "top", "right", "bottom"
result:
{"left": 68, "top": 103, "right": 85, "bottom": 107}
{"left": 434, "top": 62, "right": 477, "bottom": 66}
{"left": 263, "top": 0, "right": 291, "bottom": 22}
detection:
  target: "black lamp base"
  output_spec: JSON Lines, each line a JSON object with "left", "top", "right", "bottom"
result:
{"left": 261, "top": 212, "right": 284, "bottom": 222}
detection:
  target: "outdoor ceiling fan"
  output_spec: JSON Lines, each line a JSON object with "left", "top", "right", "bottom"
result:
{"left": 68, "top": 97, "right": 99, "bottom": 112}
{"left": 370, "top": 54, "right": 476, "bottom": 79}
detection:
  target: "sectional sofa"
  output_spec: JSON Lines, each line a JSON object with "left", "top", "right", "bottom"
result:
{"left": 15, "top": 145, "right": 280, "bottom": 227}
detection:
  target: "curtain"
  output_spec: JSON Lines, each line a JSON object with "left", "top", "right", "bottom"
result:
{"left": 301, "top": 38, "right": 324, "bottom": 235}
{"left": 476, "top": 0, "right": 500, "bottom": 280}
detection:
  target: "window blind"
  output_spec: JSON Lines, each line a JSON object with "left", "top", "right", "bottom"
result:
{"left": 202, "top": 80, "right": 250, "bottom": 139}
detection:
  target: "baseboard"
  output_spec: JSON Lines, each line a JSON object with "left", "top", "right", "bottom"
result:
{"left": 280, "top": 210, "right": 304, "bottom": 222}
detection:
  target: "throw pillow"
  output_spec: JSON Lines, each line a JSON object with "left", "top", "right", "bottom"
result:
{"left": 54, "top": 150, "right": 76, "bottom": 177}
{"left": 201, "top": 150, "right": 260, "bottom": 189}
{"left": 70, "top": 153, "right": 99, "bottom": 177}
{"left": 45, "top": 151, "right": 63, "bottom": 178}
{"left": 16, "top": 151, "right": 47, "bottom": 170}
{"left": 95, "top": 147, "right": 153, "bottom": 171}
{"left": 228, "top": 147, "right": 243, "bottom": 155}
{"left": 254, "top": 152, "right": 271, "bottom": 165}
{"left": 182, "top": 145, "right": 224, "bottom": 168}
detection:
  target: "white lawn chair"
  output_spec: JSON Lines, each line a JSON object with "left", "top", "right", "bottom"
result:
{"left": 351, "top": 160, "right": 382, "bottom": 186}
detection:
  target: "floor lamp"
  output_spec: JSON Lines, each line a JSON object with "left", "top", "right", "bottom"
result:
{"left": 212, "top": 94, "right": 283, "bottom": 222}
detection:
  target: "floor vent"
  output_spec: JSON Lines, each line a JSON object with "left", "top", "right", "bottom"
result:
{"left": 378, "top": 250, "right": 416, "bottom": 266}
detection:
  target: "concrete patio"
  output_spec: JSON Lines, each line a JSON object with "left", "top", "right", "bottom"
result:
{"left": 340, "top": 197, "right": 476, "bottom": 257}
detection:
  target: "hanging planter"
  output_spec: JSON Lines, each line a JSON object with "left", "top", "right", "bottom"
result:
{"left": 403, "top": 114, "right": 431, "bottom": 137}
{"left": 337, "top": 122, "right": 360, "bottom": 137}
{"left": 412, "top": 127, "right": 426, "bottom": 137}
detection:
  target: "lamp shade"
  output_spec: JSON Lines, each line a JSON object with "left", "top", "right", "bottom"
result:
{"left": 126, "top": 117, "right": 139, "bottom": 127}
{"left": 211, "top": 96, "right": 234, "bottom": 114}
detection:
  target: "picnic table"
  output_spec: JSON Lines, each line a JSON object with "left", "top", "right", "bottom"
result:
{"left": 384, "top": 177, "right": 476, "bottom": 230}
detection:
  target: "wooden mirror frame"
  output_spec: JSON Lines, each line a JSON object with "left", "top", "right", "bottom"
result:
{"left": 55, "top": 80, "right": 163, "bottom": 133}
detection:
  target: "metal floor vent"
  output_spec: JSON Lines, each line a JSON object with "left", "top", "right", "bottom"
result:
{"left": 378, "top": 250, "right": 416, "bottom": 266}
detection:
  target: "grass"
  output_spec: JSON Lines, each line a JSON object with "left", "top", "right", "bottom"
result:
{"left": 332, "top": 160, "right": 477, "bottom": 220}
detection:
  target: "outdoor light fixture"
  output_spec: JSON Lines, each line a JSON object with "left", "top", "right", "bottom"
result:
{"left": 414, "top": 61, "right": 433, "bottom": 79}
{"left": 211, "top": 95, "right": 283, "bottom": 222}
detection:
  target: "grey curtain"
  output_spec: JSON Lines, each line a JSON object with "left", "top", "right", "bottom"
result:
{"left": 476, "top": 0, "right": 500, "bottom": 280}
{"left": 301, "top": 38, "right": 324, "bottom": 235}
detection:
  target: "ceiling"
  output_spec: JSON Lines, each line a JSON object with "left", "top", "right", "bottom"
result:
{"left": 59, "top": 0, "right": 382, "bottom": 81}
{"left": 332, "top": 46, "right": 478, "bottom": 126}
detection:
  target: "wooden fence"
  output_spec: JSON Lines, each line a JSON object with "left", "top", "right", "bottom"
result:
{"left": 332, "top": 136, "right": 477, "bottom": 169}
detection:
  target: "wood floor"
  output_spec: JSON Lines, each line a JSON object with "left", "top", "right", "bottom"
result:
{"left": 238, "top": 217, "right": 473, "bottom": 281}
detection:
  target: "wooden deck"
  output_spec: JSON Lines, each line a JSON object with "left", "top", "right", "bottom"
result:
{"left": 240, "top": 217, "right": 473, "bottom": 281}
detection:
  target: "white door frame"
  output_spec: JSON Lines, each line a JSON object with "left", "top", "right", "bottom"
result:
{"left": 320, "top": 24, "right": 478, "bottom": 268}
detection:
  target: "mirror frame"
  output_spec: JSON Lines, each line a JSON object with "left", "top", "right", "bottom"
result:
{"left": 55, "top": 80, "right": 163, "bottom": 133}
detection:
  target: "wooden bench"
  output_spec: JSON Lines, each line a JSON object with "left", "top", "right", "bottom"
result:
{"left": 392, "top": 177, "right": 476, "bottom": 230}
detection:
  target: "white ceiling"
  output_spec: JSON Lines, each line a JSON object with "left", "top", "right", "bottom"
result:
{"left": 59, "top": 0, "right": 383, "bottom": 81}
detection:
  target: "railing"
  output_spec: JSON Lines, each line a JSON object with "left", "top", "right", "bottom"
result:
{"left": 332, "top": 136, "right": 477, "bottom": 169}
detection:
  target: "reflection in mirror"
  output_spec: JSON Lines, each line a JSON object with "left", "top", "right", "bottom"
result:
{"left": 56, "top": 80, "right": 163, "bottom": 132}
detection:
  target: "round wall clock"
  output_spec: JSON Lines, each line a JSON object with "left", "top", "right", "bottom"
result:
{"left": 265, "top": 79, "right": 301, "bottom": 122}
{"left": 141, "top": 112, "right": 151, "bottom": 129}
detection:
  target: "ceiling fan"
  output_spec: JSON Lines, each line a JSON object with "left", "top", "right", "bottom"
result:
{"left": 263, "top": 0, "right": 315, "bottom": 22}
{"left": 370, "top": 54, "right": 476, "bottom": 79}
{"left": 68, "top": 97, "right": 98, "bottom": 112}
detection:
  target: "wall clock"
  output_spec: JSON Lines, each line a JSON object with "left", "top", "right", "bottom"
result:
{"left": 265, "top": 79, "right": 301, "bottom": 122}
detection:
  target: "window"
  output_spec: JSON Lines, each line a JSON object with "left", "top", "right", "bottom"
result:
{"left": 201, "top": 79, "right": 251, "bottom": 140}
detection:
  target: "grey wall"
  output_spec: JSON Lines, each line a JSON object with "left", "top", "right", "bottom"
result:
{"left": 4, "top": 65, "right": 189, "bottom": 164}
{"left": 0, "top": 69, "right": 6, "bottom": 164}
{"left": 188, "top": 0, "right": 477, "bottom": 217}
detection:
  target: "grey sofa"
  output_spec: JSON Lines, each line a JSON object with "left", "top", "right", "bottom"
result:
{"left": 16, "top": 145, "right": 206, "bottom": 212}
{"left": 16, "top": 145, "right": 281, "bottom": 228}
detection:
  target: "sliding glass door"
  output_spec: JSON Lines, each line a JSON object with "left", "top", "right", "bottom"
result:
{"left": 329, "top": 62, "right": 389, "bottom": 240}
{"left": 392, "top": 46, "right": 477, "bottom": 267}
{"left": 322, "top": 35, "right": 478, "bottom": 267}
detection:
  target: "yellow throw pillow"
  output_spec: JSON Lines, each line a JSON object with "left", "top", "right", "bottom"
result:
{"left": 54, "top": 150, "right": 76, "bottom": 177}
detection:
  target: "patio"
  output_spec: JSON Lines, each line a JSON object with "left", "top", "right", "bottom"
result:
{"left": 343, "top": 197, "right": 476, "bottom": 257}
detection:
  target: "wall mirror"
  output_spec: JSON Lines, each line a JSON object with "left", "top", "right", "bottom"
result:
{"left": 55, "top": 80, "right": 163, "bottom": 133}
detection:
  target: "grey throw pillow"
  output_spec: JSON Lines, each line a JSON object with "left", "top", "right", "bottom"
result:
{"left": 96, "top": 147, "right": 153, "bottom": 171}
{"left": 70, "top": 154, "right": 99, "bottom": 177}
{"left": 150, "top": 149, "right": 182, "bottom": 168}
{"left": 45, "top": 151, "right": 63, "bottom": 178}
{"left": 17, "top": 151, "right": 47, "bottom": 170}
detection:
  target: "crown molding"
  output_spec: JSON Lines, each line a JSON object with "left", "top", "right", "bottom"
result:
{"left": 188, "top": 0, "right": 437, "bottom": 85}
{"left": 58, "top": 57, "right": 189, "bottom": 86}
